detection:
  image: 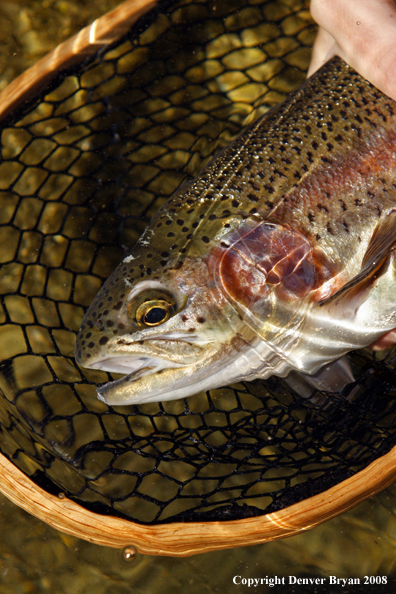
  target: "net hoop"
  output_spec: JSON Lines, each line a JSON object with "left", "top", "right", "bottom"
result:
{"left": 0, "top": 0, "right": 158, "bottom": 123}
{"left": 1, "top": 446, "right": 395, "bottom": 556}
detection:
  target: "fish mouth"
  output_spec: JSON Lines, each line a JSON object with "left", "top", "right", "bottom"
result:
{"left": 88, "top": 355, "right": 158, "bottom": 375}
{"left": 94, "top": 338, "right": 261, "bottom": 406}
{"left": 87, "top": 352, "right": 186, "bottom": 405}
{"left": 96, "top": 357, "right": 184, "bottom": 405}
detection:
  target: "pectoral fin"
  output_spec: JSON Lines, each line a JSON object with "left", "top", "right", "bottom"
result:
{"left": 319, "top": 210, "right": 396, "bottom": 308}
{"left": 284, "top": 355, "right": 355, "bottom": 399}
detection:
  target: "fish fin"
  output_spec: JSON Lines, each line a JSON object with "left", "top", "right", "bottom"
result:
{"left": 319, "top": 210, "right": 396, "bottom": 307}
{"left": 284, "top": 355, "right": 355, "bottom": 399}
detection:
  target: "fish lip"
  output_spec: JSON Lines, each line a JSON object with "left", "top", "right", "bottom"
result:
{"left": 97, "top": 363, "right": 171, "bottom": 404}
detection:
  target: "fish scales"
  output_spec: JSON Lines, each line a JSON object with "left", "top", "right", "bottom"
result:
{"left": 75, "top": 57, "right": 396, "bottom": 406}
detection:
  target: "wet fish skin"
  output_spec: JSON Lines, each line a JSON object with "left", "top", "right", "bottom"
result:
{"left": 75, "top": 57, "right": 396, "bottom": 406}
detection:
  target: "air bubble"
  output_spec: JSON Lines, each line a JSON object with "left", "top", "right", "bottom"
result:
{"left": 122, "top": 545, "right": 138, "bottom": 562}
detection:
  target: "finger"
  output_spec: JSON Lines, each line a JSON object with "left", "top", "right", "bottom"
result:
{"left": 309, "top": 0, "right": 396, "bottom": 101}
{"left": 307, "top": 27, "right": 338, "bottom": 77}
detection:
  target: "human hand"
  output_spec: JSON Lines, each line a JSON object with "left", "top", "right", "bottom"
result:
{"left": 308, "top": 0, "right": 396, "bottom": 101}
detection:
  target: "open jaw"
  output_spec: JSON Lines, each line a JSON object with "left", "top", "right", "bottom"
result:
{"left": 96, "top": 357, "right": 228, "bottom": 406}
{"left": 92, "top": 340, "right": 247, "bottom": 406}
{"left": 89, "top": 354, "right": 184, "bottom": 402}
{"left": 93, "top": 337, "right": 293, "bottom": 406}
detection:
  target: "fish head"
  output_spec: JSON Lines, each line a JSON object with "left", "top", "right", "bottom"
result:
{"left": 75, "top": 224, "right": 249, "bottom": 405}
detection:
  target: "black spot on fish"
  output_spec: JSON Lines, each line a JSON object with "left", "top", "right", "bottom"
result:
{"left": 99, "top": 336, "right": 109, "bottom": 345}
{"left": 247, "top": 192, "right": 259, "bottom": 202}
{"left": 88, "top": 342, "right": 94, "bottom": 348}
{"left": 197, "top": 317, "right": 205, "bottom": 323}
{"left": 202, "top": 236, "right": 210, "bottom": 243}
{"left": 326, "top": 222, "right": 334, "bottom": 235}
{"left": 351, "top": 124, "right": 362, "bottom": 137}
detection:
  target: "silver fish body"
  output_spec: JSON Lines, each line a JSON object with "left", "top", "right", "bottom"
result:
{"left": 75, "top": 58, "right": 396, "bottom": 406}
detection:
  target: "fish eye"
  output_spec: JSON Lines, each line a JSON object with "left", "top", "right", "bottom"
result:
{"left": 136, "top": 299, "right": 173, "bottom": 326}
{"left": 128, "top": 291, "right": 176, "bottom": 327}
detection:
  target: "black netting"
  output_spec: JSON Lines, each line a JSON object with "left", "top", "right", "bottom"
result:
{"left": 0, "top": 0, "right": 395, "bottom": 526}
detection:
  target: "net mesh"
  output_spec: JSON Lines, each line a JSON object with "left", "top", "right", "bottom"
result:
{"left": 0, "top": 0, "right": 396, "bottom": 526}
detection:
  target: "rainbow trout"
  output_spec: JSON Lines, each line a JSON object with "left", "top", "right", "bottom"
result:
{"left": 75, "top": 57, "right": 396, "bottom": 406}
